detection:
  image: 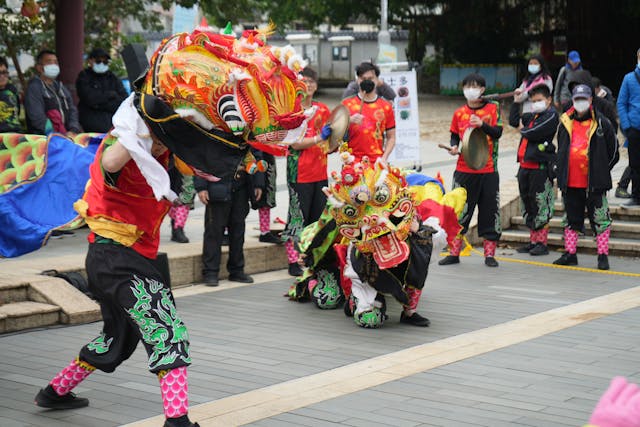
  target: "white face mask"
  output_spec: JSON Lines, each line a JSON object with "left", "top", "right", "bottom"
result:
{"left": 463, "top": 87, "right": 482, "bottom": 101}
{"left": 92, "top": 63, "right": 109, "bottom": 74}
{"left": 43, "top": 64, "right": 60, "bottom": 79}
{"left": 573, "top": 99, "right": 591, "bottom": 113}
{"left": 528, "top": 64, "right": 541, "bottom": 74}
{"left": 531, "top": 100, "right": 547, "bottom": 113}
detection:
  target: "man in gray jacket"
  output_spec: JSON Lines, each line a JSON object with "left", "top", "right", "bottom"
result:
{"left": 554, "top": 50, "right": 586, "bottom": 110}
{"left": 25, "top": 50, "right": 81, "bottom": 137}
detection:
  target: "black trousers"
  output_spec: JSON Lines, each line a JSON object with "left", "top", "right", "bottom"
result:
{"left": 293, "top": 180, "right": 328, "bottom": 227}
{"left": 517, "top": 167, "right": 555, "bottom": 230}
{"left": 453, "top": 171, "right": 501, "bottom": 241}
{"left": 627, "top": 128, "right": 640, "bottom": 199}
{"left": 562, "top": 187, "right": 611, "bottom": 235}
{"left": 79, "top": 243, "right": 191, "bottom": 374}
{"left": 202, "top": 183, "right": 250, "bottom": 275}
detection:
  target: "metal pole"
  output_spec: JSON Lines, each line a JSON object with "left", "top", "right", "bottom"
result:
{"left": 378, "top": 0, "right": 390, "bottom": 46}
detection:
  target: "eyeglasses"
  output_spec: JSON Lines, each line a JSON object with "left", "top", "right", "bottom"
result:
{"left": 94, "top": 59, "right": 109, "bottom": 64}
{"left": 0, "top": 71, "right": 9, "bottom": 76}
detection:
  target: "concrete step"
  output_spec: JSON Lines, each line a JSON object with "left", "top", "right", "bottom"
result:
{"left": 0, "top": 301, "right": 60, "bottom": 333}
{"left": 553, "top": 202, "right": 640, "bottom": 221}
{"left": 510, "top": 216, "right": 640, "bottom": 240}
{"left": 0, "top": 281, "right": 29, "bottom": 304}
{"left": 500, "top": 230, "right": 640, "bottom": 257}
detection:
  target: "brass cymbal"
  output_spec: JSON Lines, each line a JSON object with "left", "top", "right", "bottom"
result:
{"left": 327, "top": 105, "right": 350, "bottom": 152}
{"left": 461, "top": 127, "right": 489, "bottom": 170}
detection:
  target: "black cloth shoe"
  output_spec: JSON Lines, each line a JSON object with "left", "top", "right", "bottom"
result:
{"left": 400, "top": 312, "right": 430, "bottom": 327}
{"left": 438, "top": 255, "right": 460, "bottom": 265}
{"left": 553, "top": 252, "right": 578, "bottom": 266}
{"left": 163, "top": 414, "right": 200, "bottom": 427}
{"left": 202, "top": 273, "right": 219, "bottom": 287}
{"left": 622, "top": 198, "right": 640, "bottom": 207}
{"left": 259, "top": 232, "right": 282, "bottom": 244}
{"left": 615, "top": 187, "right": 632, "bottom": 198}
{"left": 288, "top": 263, "right": 303, "bottom": 276}
{"left": 598, "top": 254, "right": 610, "bottom": 270}
{"left": 35, "top": 384, "right": 89, "bottom": 409}
{"left": 229, "top": 272, "right": 254, "bottom": 283}
{"left": 529, "top": 243, "right": 549, "bottom": 256}
{"left": 516, "top": 243, "right": 535, "bottom": 253}
{"left": 171, "top": 227, "right": 189, "bottom": 243}
{"left": 484, "top": 256, "right": 499, "bottom": 267}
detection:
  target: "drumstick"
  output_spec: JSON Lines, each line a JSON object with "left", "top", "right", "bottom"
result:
{"left": 438, "top": 143, "right": 454, "bottom": 152}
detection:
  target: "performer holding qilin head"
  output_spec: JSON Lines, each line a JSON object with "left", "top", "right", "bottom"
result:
{"left": 35, "top": 26, "right": 308, "bottom": 427}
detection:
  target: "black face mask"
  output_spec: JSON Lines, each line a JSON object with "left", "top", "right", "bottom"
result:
{"left": 359, "top": 79, "right": 375, "bottom": 94}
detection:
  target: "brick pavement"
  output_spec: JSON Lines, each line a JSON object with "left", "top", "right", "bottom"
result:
{"left": 1, "top": 252, "right": 638, "bottom": 426}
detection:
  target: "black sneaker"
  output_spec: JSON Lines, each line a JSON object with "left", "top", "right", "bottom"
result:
{"left": 171, "top": 227, "right": 189, "bottom": 244}
{"left": 163, "top": 414, "right": 200, "bottom": 427}
{"left": 438, "top": 255, "right": 460, "bottom": 265}
{"left": 288, "top": 263, "right": 303, "bottom": 276}
{"left": 597, "top": 254, "right": 610, "bottom": 270}
{"left": 202, "top": 273, "right": 219, "bottom": 287}
{"left": 615, "top": 187, "right": 632, "bottom": 198}
{"left": 484, "top": 256, "right": 499, "bottom": 267}
{"left": 622, "top": 198, "right": 640, "bottom": 208}
{"left": 259, "top": 232, "right": 282, "bottom": 244}
{"left": 400, "top": 312, "right": 430, "bottom": 327}
{"left": 228, "top": 272, "right": 254, "bottom": 283}
{"left": 35, "top": 384, "right": 89, "bottom": 409}
{"left": 529, "top": 243, "right": 549, "bottom": 256}
{"left": 553, "top": 252, "right": 578, "bottom": 266}
{"left": 516, "top": 243, "right": 535, "bottom": 253}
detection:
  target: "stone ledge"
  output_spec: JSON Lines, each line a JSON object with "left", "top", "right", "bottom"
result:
{"left": 26, "top": 275, "right": 100, "bottom": 324}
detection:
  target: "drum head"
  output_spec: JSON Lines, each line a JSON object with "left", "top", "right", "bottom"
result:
{"left": 327, "top": 105, "right": 350, "bottom": 152}
{"left": 461, "top": 127, "right": 489, "bottom": 170}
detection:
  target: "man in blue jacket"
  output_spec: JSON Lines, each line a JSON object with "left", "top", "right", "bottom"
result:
{"left": 617, "top": 48, "right": 640, "bottom": 206}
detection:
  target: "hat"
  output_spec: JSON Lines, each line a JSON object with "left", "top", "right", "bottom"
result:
{"left": 567, "top": 50, "right": 581, "bottom": 63}
{"left": 572, "top": 84, "right": 592, "bottom": 99}
{"left": 89, "top": 47, "right": 110, "bottom": 60}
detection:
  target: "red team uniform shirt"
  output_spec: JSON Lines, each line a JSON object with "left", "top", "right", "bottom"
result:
{"left": 342, "top": 95, "right": 395, "bottom": 163}
{"left": 287, "top": 101, "right": 331, "bottom": 183}
{"left": 449, "top": 102, "right": 501, "bottom": 174}
{"left": 567, "top": 119, "right": 591, "bottom": 189}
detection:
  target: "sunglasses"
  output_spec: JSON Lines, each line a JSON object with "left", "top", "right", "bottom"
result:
{"left": 94, "top": 59, "right": 109, "bottom": 64}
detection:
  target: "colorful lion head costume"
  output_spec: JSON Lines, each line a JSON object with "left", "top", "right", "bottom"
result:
{"left": 326, "top": 153, "right": 467, "bottom": 271}
{"left": 134, "top": 26, "right": 307, "bottom": 178}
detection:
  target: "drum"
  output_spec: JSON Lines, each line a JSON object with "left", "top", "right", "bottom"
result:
{"left": 461, "top": 127, "right": 489, "bottom": 170}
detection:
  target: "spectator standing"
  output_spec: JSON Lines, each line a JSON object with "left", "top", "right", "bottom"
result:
{"left": 554, "top": 50, "right": 585, "bottom": 110}
{"left": 554, "top": 85, "right": 619, "bottom": 270}
{"left": 76, "top": 47, "right": 127, "bottom": 133}
{"left": 195, "top": 163, "right": 262, "bottom": 286}
{"left": 282, "top": 67, "right": 331, "bottom": 276}
{"left": 513, "top": 54, "right": 553, "bottom": 115}
{"left": 0, "top": 56, "right": 22, "bottom": 133}
{"left": 342, "top": 61, "right": 396, "bottom": 101}
{"left": 616, "top": 48, "right": 640, "bottom": 206}
{"left": 25, "top": 50, "right": 81, "bottom": 137}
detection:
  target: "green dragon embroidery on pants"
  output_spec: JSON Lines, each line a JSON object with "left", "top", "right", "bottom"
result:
{"left": 282, "top": 183, "right": 304, "bottom": 241}
{"left": 494, "top": 191, "right": 502, "bottom": 234}
{"left": 126, "top": 275, "right": 191, "bottom": 371}
{"left": 593, "top": 194, "right": 612, "bottom": 235}
{"left": 86, "top": 332, "right": 113, "bottom": 354}
{"left": 534, "top": 178, "right": 555, "bottom": 229}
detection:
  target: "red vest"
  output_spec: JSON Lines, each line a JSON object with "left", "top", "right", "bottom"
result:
{"left": 83, "top": 142, "right": 171, "bottom": 258}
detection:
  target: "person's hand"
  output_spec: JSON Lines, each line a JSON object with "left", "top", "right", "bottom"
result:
{"left": 66, "top": 131, "right": 77, "bottom": 139}
{"left": 350, "top": 113, "right": 364, "bottom": 125}
{"left": 297, "top": 253, "right": 307, "bottom": 267}
{"left": 197, "top": 190, "right": 209, "bottom": 205}
{"left": 469, "top": 114, "right": 483, "bottom": 128}
{"left": 254, "top": 188, "right": 263, "bottom": 201}
{"left": 449, "top": 145, "right": 459, "bottom": 156}
{"left": 554, "top": 101, "right": 561, "bottom": 111}
{"left": 320, "top": 124, "right": 332, "bottom": 140}
{"left": 589, "top": 377, "right": 640, "bottom": 427}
